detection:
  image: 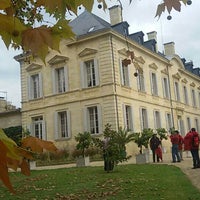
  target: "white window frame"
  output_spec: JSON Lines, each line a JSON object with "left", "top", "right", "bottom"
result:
{"left": 186, "top": 117, "right": 191, "bottom": 131}
{"left": 83, "top": 105, "right": 102, "bottom": 135}
{"left": 55, "top": 110, "right": 71, "bottom": 139}
{"left": 80, "top": 59, "right": 99, "bottom": 88}
{"left": 123, "top": 104, "right": 133, "bottom": 131}
{"left": 162, "top": 77, "right": 170, "bottom": 99}
{"left": 154, "top": 110, "right": 161, "bottom": 129}
{"left": 150, "top": 72, "right": 158, "bottom": 96}
{"left": 174, "top": 81, "right": 180, "bottom": 102}
{"left": 137, "top": 69, "right": 145, "bottom": 92}
{"left": 52, "top": 65, "right": 68, "bottom": 94}
{"left": 183, "top": 85, "right": 189, "bottom": 105}
{"left": 166, "top": 113, "right": 173, "bottom": 131}
{"left": 120, "top": 59, "right": 130, "bottom": 87}
{"left": 30, "top": 116, "right": 46, "bottom": 140}
{"left": 140, "top": 108, "right": 148, "bottom": 130}
{"left": 177, "top": 116, "right": 185, "bottom": 136}
{"left": 191, "top": 89, "right": 196, "bottom": 107}
{"left": 28, "top": 73, "right": 43, "bottom": 99}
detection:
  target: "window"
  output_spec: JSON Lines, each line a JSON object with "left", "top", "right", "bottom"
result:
{"left": 195, "top": 118, "right": 200, "bottom": 133}
{"left": 55, "top": 111, "right": 70, "bottom": 139}
{"left": 150, "top": 72, "right": 158, "bottom": 96}
{"left": 120, "top": 60, "right": 130, "bottom": 86}
{"left": 183, "top": 86, "right": 189, "bottom": 105}
{"left": 177, "top": 116, "right": 185, "bottom": 135}
{"left": 28, "top": 73, "right": 43, "bottom": 99}
{"left": 166, "top": 113, "right": 173, "bottom": 131}
{"left": 162, "top": 77, "right": 170, "bottom": 99}
{"left": 186, "top": 117, "right": 191, "bottom": 131}
{"left": 123, "top": 105, "right": 133, "bottom": 131}
{"left": 191, "top": 89, "right": 196, "bottom": 107}
{"left": 81, "top": 59, "right": 99, "bottom": 88}
{"left": 140, "top": 108, "right": 148, "bottom": 130}
{"left": 174, "top": 82, "right": 180, "bottom": 102}
{"left": 31, "top": 116, "right": 46, "bottom": 139}
{"left": 53, "top": 66, "right": 68, "bottom": 93}
{"left": 137, "top": 70, "right": 145, "bottom": 92}
{"left": 154, "top": 110, "right": 161, "bottom": 129}
{"left": 84, "top": 105, "right": 101, "bottom": 134}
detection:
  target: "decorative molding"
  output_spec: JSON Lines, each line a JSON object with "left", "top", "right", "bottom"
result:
{"left": 175, "top": 106, "right": 184, "bottom": 115}
{"left": 172, "top": 72, "right": 181, "bottom": 80}
{"left": 133, "top": 61, "right": 142, "bottom": 70}
{"left": 135, "top": 56, "right": 145, "bottom": 64}
{"left": 78, "top": 48, "right": 98, "bottom": 57}
{"left": 190, "top": 82, "right": 196, "bottom": 87}
{"left": 48, "top": 55, "right": 69, "bottom": 65}
{"left": 161, "top": 68, "right": 168, "bottom": 75}
{"left": 118, "top": 48, "right": 128, "bottom": 56}
{"left": 181, "top": 78, "right": 188, "bottom": 84}
{"left": 149, "top": 63, "right": 158, "bottom": 70}
{"left": 26, "top": 63, "right": 43, "bottom": 71}
{"left": 197, "top": 86, "right": 200, "bottom": 90}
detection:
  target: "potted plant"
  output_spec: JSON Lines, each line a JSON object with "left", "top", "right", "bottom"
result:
{"left": 132, "top": 128, "right": 153, "bottom": 164}
{"left": 73, "top": 131, "right": 92, "bottom": 167}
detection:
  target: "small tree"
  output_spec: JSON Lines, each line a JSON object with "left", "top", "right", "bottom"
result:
{"left": 156, "top": 128, "right": 168, "bottom": 143}
{"left": 74, "top": 132, "right": 92, "bottom": 157}
{"left": 132, "top": 128, "right": 153, "bottom": 154}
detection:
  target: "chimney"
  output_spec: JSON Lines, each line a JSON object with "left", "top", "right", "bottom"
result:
{"left": 164, "top": 42, "right": 175, "bottom": 56}
{"left": 147, "top": 31, "right": 158, "bottom": 52}
{"left": 109, "top": 5, "right": 123, "bottom": 26}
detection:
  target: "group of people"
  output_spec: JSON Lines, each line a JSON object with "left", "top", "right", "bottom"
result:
{"left": 150, "top": 128, "right": 200, "bottom": 169}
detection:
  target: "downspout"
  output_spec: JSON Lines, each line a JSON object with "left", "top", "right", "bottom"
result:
{"left": 110, "top": 35, "right": 119, "bottom": 130}
{"left": 166, "top": 64, "right": 175, "bottom": 129}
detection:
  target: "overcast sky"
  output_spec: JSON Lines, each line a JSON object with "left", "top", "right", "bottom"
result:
{"left": 0, "top": 0, "right": 199, "bottom": 108}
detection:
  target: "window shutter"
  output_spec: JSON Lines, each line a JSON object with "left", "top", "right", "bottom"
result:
{"left": 67, "top": 110, "right": 71, "bottom": 138}
{"left": 54, "top": 112, "right": 59, "bottom": 140}
{"left": 64, "top": 65, "right": 69, "bottom": 92}
{"left": 130, "top": 105, "right": 134, "bottom": 131}
{"left": 42, "top": 121, "right": 47, "bottom": 140}
{"left": 52, "top": 69, "right": 56, "bottom": 94}
{"left": 119, "top": 59, "right": 124, "bottom": 85}
{"left": 39, "top": 73, "right": 43, "bottom": 97}
{"left": 28, "top": 76, "right": 32, "bottom": 100}
{"left": 93, "top": 59, "right": 99, "bottom": 86}
{"left": 122, "top": 104, "right": 127, "bottom": 129}
{"left": 83, "top": 107, "right": 88, "bottom": 132}
{"left": 97, "top": 105, "right": 102, "bottom": 134}
{"left": 80, "top": 62, "right": 85, "bottom": 88}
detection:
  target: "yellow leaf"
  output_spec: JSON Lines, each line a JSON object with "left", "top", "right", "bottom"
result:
{"left": 0, "top": 0, "right": 11, "bottom": 10}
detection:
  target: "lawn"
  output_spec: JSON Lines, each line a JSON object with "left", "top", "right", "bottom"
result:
{"left": 1, "top": 164, "right": 200, "bottom": 200}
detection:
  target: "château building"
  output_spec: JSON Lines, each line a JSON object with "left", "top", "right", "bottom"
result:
{"left": 14, "top": 6, "right": 200, "bottom": 154}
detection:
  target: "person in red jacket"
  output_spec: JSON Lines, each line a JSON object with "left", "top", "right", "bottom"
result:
{"left": 170, "top": 130, "right": 181, "bottom": 163}
{"left": 184, "top": 128, "right": 200, "bottom": 169}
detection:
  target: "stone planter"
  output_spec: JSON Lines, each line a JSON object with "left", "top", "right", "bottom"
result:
{"left": 136, "top": 153, "right": 149, "bottom": 164}
{"left": 76, "top": 156, "right": 90, "bottom": 167}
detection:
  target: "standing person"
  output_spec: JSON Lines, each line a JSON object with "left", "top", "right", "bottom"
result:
{"left": 184, "top": 128, "right": 200, "bottom": 169}
{"left": 150, "top": 133, "right": 161, "bottom": 163}
{"left": 170, "top": 130, "right": 181, "bottom": 163}
{"left": 177, "top": 131, "right": 184, "bottom": 160}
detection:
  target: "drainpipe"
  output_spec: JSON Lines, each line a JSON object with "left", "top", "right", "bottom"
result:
{"left": 166, "top": 64, "right": 175, "bottom": 129}
{"left": 110, "top": 35, "right": 119, "bottom": 130}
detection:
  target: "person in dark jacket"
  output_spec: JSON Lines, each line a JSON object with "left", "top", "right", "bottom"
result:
{"left": 150, "top": 134, "right": 161, "bottom": 162}
{"left": 170, "top": 130, "right": 181, "bottom": 163}
{"left": 184, "top": 128, "right": 200, "bottom": 169}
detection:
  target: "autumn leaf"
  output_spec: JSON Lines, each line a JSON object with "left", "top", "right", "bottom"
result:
{"left": 0, "top": 0, "right": 11, "bottom": 10}
{"left": 21, "top": 136, "right": 58, "bottom": 153}
{"left": 164, "top": 0, "right": 181, "bottom": 13}
{"left": 155, "top": 3, "right": 165, "bottom": 18}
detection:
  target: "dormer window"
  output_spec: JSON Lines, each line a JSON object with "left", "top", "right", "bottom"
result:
{"left": 88, "top": 26, "right": 95, "bottom": 32}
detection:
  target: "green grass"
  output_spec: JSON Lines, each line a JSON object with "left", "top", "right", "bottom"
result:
{"left": 1, "top": 164, "right": 200, "bottom": 200}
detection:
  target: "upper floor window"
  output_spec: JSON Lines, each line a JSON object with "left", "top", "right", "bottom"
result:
{"left": 30, "top": 116, "right": 46, "bottom": 140}
{"left": 84, "top": 105, "right": 102, "bottom": 135}
{"left": 150, "top": 72, "right": 158, "bottom": 96}
{"left": 120, "top": 60, "right": 130, "bottom": 87}
{"left": 28, "top": 73, "right": 43, "bottom": 99}
{"left": 123, "top": 105, "right": 133, "bottom": 131}
{"left": 191, "top": 89, "right": 197, "bottom": 107}
{"left": 140, "top": 108, "right": 148, "bottom": 130}
{"left": 154, "top": 110, "right": 161, "bottom": 129}
{"left": 174, "top": 81, "right": 180, "bottom": 102}
{"left": 55, "top": 110, "right": 71, "bottom": 139}
{"left": 183, "top": 86, "right": 189, "bottom": 105}
{"left": 186, "top": 117, "right": 191, "bottom": 131}
{"left": 53, "top": 66, "right": 68, "bottom": 94}
{"left": 137, "top": 70, "right": 145, "bottom": 92}
{"left": 80, "top": 59, "right": 99, "bottom": 88}
{"left": 162, "top": 77, "right": 170, "bottom": 99}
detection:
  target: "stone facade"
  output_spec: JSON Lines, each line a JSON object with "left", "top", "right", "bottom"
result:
{"left": 14, "top": 7, "right": 200, "bottom": 154}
